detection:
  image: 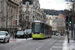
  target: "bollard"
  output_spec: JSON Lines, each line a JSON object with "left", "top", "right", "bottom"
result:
{"left": 67, "top": 31, "right": 70, "bottom": 43}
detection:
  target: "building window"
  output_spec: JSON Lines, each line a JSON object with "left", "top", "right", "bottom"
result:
{"left": 27, "top": 3, "right": 29, "bottom": 7}
{"left": 29, "top": 0, "right": 33, "bottom": 5}
{"left": 22, "top": 0, "right": 25, "bottom": 4}
{"left": 22, "top": 0, "right": 33, "bottom": 5}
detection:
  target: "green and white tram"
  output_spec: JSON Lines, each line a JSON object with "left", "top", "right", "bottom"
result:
{"left": 32, "top": 20, "right": 52, "bottom": 39}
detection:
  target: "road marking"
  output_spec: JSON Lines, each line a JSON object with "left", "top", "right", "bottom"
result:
{"left": 53, "top": 46, "right": 62, "bottom": 48}
{"left": 50, "top": 46, "right": 62, "bottom": 50}
{"left": 10, "top": 38, "right": 32, "bottom": 50}
{"left": 36, "top": 39, "right": 53, "bottom": 50}
{"left": 50, "top": 46, "right": 53, "bottom": 50}
{"left": 10, "top": 38, "right": 17, "bottom": 41}
{"left": 10, "top": 43, "right": 26, "bottom": 50}
{"left": 50, "top": 37, "right": 63, "bottom": 50}
{"left": 36, "top": 38, "right": 60, "bottom": 50}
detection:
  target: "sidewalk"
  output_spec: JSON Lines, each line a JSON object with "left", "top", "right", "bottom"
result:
{"left": 63, "top": 36, "right": 75, "bottom": 50}
{"left": 10, "top": 37, "right": 32, "bottom": 41}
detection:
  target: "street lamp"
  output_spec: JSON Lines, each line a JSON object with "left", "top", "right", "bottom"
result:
{"left": 0, "top": 0, "right": 3, "bottom": 30}
{"left": 33, "top": 12, "right": 34, "bottom": 22}
{"left": 66, "top": 2, "right": 73, "bottom": 11}
{"left": 66, "top": 0, "right": 75, "bottom": 41}
{"left": 65, "top": 2, "right": 73, "bottom": 43}
{"left": 15, "top": 19, "right": 17, "bottom": 33}
{"left": 25, "top": 2, "right": 29, "bottom": 29}
{"left": 0, "top": 17, "right": 2, "bottom": 30}
{"left": 33, "top": 7, "right": 35, "bottom": 22}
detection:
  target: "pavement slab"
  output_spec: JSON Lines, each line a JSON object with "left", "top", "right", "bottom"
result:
{"left": 63, "top": 36, "right": 75, "bottom": 50}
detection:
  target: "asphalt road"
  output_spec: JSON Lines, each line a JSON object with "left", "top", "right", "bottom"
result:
{"left": 0, "top": 36, "right": 65, "bottom": 50}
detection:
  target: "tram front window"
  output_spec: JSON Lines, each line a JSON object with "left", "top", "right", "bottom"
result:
{"left": 35, "top": 25, "right": 41, "bottom": 32}
{"left": 32, "top": 23, "right": 41, "bottom": 34}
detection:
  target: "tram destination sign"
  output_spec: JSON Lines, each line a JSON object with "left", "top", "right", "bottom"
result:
{"left": 35, "top": 23, "right": 40, "bottom": 25}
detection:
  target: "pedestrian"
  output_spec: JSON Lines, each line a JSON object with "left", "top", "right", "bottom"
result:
{"left": 11, "top": 32, "right": 13, "bottom": 37}
{"left": 13, "top": 32, "right": 14, "bottom": 39}
{"left": 65, "top": 31, "right": 67, "bottom": 35}
{"left": 26, "top": 32, "right": 29, "bottom": 40}
{"left": 13, "top": 32, "right": 16, "bottom": 39}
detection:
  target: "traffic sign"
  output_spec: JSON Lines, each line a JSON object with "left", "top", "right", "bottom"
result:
{"left": 13, "top": 21, "right": 15, "bottom": 24}
{"left": 19, "top": 25, "right": 20, "bottom": 27}
{"left": 23, "top": 27, "right": 24, "bottom": 30}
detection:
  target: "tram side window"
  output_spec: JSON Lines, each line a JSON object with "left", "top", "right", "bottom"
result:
{"left": 46, "top": 25, "right": 48, "bottom": 35}
{"left": 44, "top": 25, "right": 45, "bottom": 34}
{"left": 41, "top": 24, "right": 44, "bottom": 33}
{"left": 44, "top": 24, "right": 47, "bottom": 35}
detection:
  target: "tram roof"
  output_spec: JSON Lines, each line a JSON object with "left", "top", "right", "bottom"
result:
{"left": 33, "top": 20, "right": 52, "bottom": 27}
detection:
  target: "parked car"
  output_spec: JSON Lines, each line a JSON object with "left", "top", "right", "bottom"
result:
{"left": 15, "top": 31, "right": 25, "bottom": 38}
{"left": 24, "top": 29, "right": 32, "bottom": 37}
{"left": 0, "top": 31, "right": 10, "bottom": 43}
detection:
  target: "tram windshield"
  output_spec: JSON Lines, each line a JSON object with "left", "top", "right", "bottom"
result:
{"left": 35, "top": 24, "right": 41, "bottom": 32}
{"left": 32, "top": 23, "right": 41, "bottom": 32}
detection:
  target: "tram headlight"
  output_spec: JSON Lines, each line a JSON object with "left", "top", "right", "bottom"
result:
{"left": 40, "top": 33, "right": 41, "bottom": 34}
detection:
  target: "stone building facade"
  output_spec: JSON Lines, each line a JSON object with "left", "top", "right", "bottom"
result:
{"left": 0, "top": 0, "right": 20, "bottom": 32}
{"left": 6, "top": 0, "right": 20, "bottom": 28}
{"left": 19, "top": 0, "right": 46, "bottom": 29}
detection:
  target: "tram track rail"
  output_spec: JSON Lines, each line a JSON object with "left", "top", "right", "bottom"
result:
{"left": 36, "top": 36, "right": 64, "bottom": 50}
{"left": 49, "top": 37, "right": 62, "bottom": 50}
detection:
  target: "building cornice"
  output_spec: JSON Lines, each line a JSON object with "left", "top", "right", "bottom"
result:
{"left": 8, "top": 0, "right": 19, "bottom": 6}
